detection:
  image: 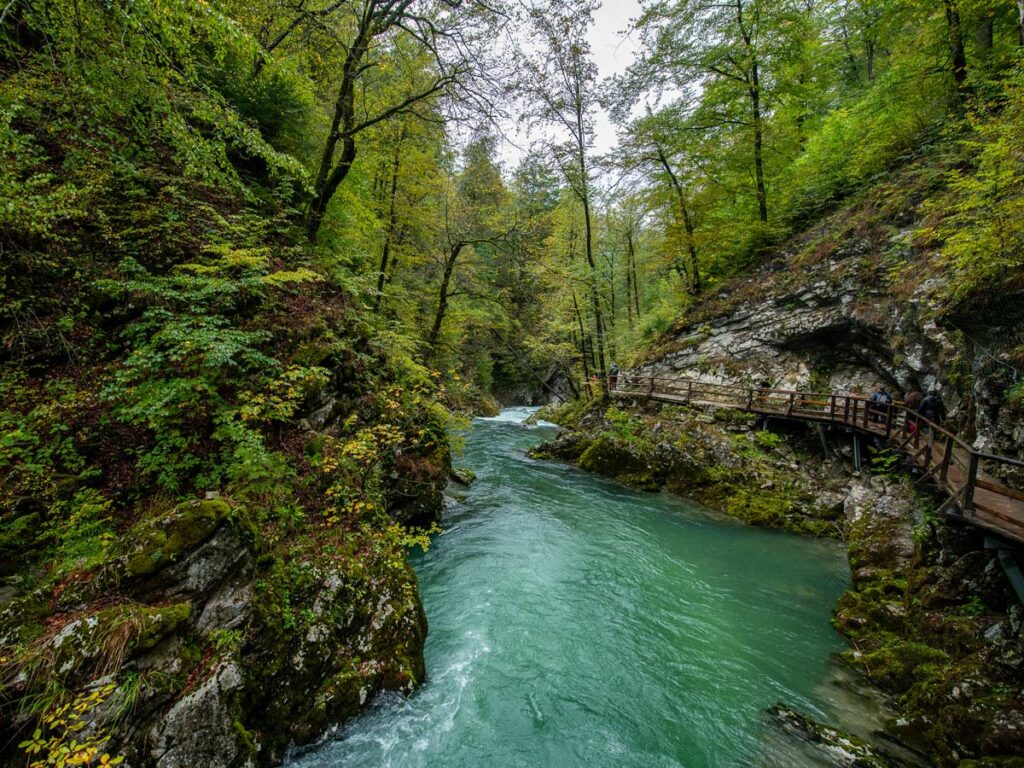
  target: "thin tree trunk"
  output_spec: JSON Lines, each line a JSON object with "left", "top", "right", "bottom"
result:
{"left": 624, "top": 232, "right": 634, "bottom": 327}
{"left": 305, "top": 10, "right": 373, "bottom": 242}
{"left": 865, "top": 38, "right": 875, "bottom": 84}
{"left": 1018, "top": 0, "right": 1024, "bottom": 46}
{"left": 428, "top": 243, "right": 464, "bottom": 349}
{"left": 655, "top": 146, "right": 701, "bottom": 295}
{"left": 572, "top": 292, "right": 593, "bottom": 399}
{"left": 943, "top": 0, "right": 971, "bottom": 104}
{"left": 581, "top": 187, "right": 607, "bottom": 379}
{"left": 735, "top": 0, "right": 768, "bottom": 224}
{"left": 680, "top": 201, "right": 701, "bottom": 295}
{"left": 374, "top": 141, "right": 403, "bottom": 312}
{"left": 628, "top": 230, "right": 641, "bottom": 319}
{"left": 750, "top": 64, "right": 768, "bottom": 224}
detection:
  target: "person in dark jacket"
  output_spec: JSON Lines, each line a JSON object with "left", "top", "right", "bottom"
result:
{"left": 919, "top": 388, "right": 947, "bottom": 432}
{"left": 608, "top": 363, "right": 619, "bottom": 390}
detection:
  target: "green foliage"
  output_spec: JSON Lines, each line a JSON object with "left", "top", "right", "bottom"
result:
{"left": 603, "top": 405, "right": 647, "bottom": 448}
{"left": 753, "top": 430, "right": 783, "bottom": 451}
{"left": 917, "top": 69, "right": 1024, "bottom": 313}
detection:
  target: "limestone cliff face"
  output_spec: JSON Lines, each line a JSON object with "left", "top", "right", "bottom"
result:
{"left": 631, "top": 199, "right": 1023, "bottom": 464}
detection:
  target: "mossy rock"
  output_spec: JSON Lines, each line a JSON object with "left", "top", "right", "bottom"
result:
{"left": 578, "top": 435, "right": 661, "bottom": 490}
{"left": 0, "top": 512, "right": 41, "bottom": 556}
{"left": 854, "top": 640, "right": 949, "bottom": 692}
{"left": 39, "top": 601, "right": 192, "bottom": 686}
{"left": 475, "top": 396, "right": 501, "bottom": 418}
{"left": 450, "top": 467, "right": 476, "bottom": 486}
{"left": 721, "top": 484, "right": 802, "bottom": 531}
{"left": 122, "top": 499, "right": 231, "bottom": 577}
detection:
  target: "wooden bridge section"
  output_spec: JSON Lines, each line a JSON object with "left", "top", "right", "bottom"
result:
{"left": 611, "top": 376, "right": 1024, "bottom": 545}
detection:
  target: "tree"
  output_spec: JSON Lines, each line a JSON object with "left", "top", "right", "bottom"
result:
{"left": 625, "top": 0, "right": 804, "bottom": 225}
{"left": 427, "top": 134, "right": 514, "bottom": 351}
{"left": 519, "top": 0, "right": 608, "bottom": 379}
{"left": 296, "top": 0, "right": 493, "bottom": 242}
{"left": 618, "top": 107, "right": 703, "bottom": 295}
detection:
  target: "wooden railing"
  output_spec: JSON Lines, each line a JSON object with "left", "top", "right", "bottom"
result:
{"left": 609, "top": 374, "right": 1024, "bottom": 540}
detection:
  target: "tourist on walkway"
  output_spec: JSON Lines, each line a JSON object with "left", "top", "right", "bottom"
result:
{"left": 869, "top": 384, "right": 893, "bottom": 423}
{"left": 919, "top": 388, "right": 947, "bottom": 427}
{"left": 608, "top": 363, "right": 619, "bottom": 390}
{"left": 903, "top": 386, "right": 924, "bottom": 433}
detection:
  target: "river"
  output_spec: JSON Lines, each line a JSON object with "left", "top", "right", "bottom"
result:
{"left": 289, "top": 407, "right": 858, "bottom": 768}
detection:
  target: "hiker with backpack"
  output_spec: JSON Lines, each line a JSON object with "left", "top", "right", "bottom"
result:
{"left": 869, "top": 384, "right": 893, "bottom": 423}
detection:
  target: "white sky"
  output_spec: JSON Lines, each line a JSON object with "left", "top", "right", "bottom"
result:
{"left": 589, "top": 0, "right": 643, "bottom": 155}
{"left": 495, "top": 0, "right": 643, "bottom": 169}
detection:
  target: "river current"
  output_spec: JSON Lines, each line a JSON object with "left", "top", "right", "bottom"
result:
{"left": 289, "top": 407, "right": 856, "bottom": 768}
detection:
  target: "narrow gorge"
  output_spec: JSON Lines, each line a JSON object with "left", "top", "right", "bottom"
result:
{"left": 3, "top": 0, "right": 1024, "bottom": 766}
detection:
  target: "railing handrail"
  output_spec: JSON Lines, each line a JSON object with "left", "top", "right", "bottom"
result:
{"left": 608, "top": 374, "right": 1023, "bottom": 478}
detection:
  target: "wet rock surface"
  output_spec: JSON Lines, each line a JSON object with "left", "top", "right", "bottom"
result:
{"left": 0, "top": 495, "right": 434, "bottom": 768}
{"left": 763, "top": 704, "right": 909, "bottom": 768}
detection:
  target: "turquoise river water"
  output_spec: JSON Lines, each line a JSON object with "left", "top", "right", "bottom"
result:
{"left": 289, "top": 407, "right": 857, "bottom": 768}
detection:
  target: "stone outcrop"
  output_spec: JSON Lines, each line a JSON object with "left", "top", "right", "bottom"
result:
{"left": 533, "top": 401, "right": 851, "bottom": 537}
{"left": 0, "top": 496, "right": 432, "bottom": 768}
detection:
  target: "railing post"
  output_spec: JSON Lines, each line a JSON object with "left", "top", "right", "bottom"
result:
{"left": 830, "top": 395, "right": 836, "bottom": 420}
{"left": 850, "top": 399, "right": 856, "bottom": 426}
{"left": 862, "top": 400, "right": 869, "bottom": 429}
{"left": 685, "top": 381, "right": 693, "bottom": 404}
{"left": 746, "top": 387, "right": 754, "bottom": 410}
{"left": 787, "top": 392, "right": 795, "bottom": 415}
{"left": 964, "top": 452, "right": 979, "bottom": 514}
{"left": 939, "top": 436, "right": 954, "bottom": 484}
{"left": 648, "top": 377, "right": 655, "bottom": 397}
{"left": 884, "top": 403, "right": 894, "bottom": 440}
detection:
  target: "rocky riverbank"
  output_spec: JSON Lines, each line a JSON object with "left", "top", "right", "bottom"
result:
{"left": 1, "top": 383, "right": 451, "bottom": 768}
{"left": 535, "top": 400, "right": 1024, "bottom": 767}
{"left": 1, "top": 489, "right": 441, "bottom": 768}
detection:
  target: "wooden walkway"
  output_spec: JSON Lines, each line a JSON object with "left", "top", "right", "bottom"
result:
{"left": 611, "top": 376, "right": 1024, "bottom": 546}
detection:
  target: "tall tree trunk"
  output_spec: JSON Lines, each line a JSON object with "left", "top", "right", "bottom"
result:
{"left": 580, "top": 184, "right": 607, "bottom": 379}
{"left": 735, "top": 0, "right": 768, "bottom": 223}
{"left": 572, "top": 292, "right": 593, "bottom": 399}
{"left": 655, "top": 147, "right": 701, "bottom": 295}
{"left": 624, "top": 231, "right": 634, "bottom": 327}
{"left": 374, "top": 141, "right": 403, "bottom": 312}
{"left": 750, "top": 64, "right": 768, "bottom": 224}
{"left": 428, "top": 243, "right": 463, "bottom": 349}
{"left": 306, "top": 137, "right": 356, "bottom": 242}
{"left": 628, "top": 231, "right": 641, "bottom": 320}
{"left": 680, "top": 200, "right": 701, "bottom": 296}
{"left": 1018, "top": 0, "right": 1024, "bottom": 46}
{"left": 305, "top": 13, "right": 372, "bottom": 242}
{"left": 943, "top": 0, "right": 971, "bottom": 104}
{"left": 865, "top": 38, "right": 875, "bottom": 84}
